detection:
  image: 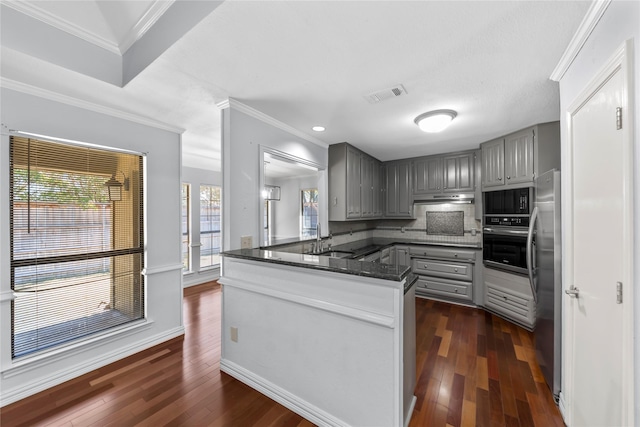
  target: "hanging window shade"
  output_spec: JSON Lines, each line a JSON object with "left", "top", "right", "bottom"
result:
{"left": 9, "top": 136, "right": 145, "bottom": 358}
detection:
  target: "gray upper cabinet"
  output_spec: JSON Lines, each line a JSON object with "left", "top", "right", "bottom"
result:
{"left": 504, "top": 129, "right": 534, "bottom": 185}
{"left": 413, "top": 157, "right": 441, "bottom": 194}
{"left": 413, "top": 150, "right": 475, "bottom": 196}
{"left": 383, "top": 160, "right": 413, "bottom": 218}
{"left": 481, "top": 122, "right": 560, "bottom": 191}
{"left": 361, "top": 155, "right": 381, "bottom": 218}
{"left": 329, "top": 142, "right": 383, "bottom": 221}
{"left": 443, "top": 152, "right": 474, "bottom": 193}
{"left": 481, "top": 138, "right": 505, "bottom": 188}
{"left": 346, "top": 145, "right": 362, "bottom": 218}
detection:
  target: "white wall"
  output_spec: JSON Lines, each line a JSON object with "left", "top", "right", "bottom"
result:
{"left": 0, "top": 88, "right": 184, "bottom": 405}
{"left": 182, "top": 165, "right": 223, "bottom": 287}
{"left": 221, "top": 104, "right": 327, "bottom": 251}
{"left": 557, "top": 0, "right": 640, "bottom": 420}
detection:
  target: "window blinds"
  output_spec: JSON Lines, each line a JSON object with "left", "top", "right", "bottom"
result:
{"left": 9, "top": 136, "right": 145, "bottom": 358}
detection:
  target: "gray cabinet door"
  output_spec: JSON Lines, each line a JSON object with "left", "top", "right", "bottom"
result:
{"left": 504, "top": 129, "right": 534, "bottom": 185}
{"left": 372, "top": 161, "right": 383, "bottom": 217}
{"left": 443, "top": 152, "right": 474, "bottom": 193}
{"left": 481, "top": 138, "right": 505, "bottom": 189}
{"left": 346, "top": 146, "right": 361, "bottom": 219}
{"left": 395, "top": 246, "right": 409, "bottom": 268}
{"left": 384, "top": 161, "right": 412, "bottom": 217}
{"left": 361, "top": 155, "right": 373, "bottom": 218}
{"left": 413, "top": 156, "right": 442, "bottom": 194}
{"left": 396, "top": 161, "right": 412, "bottom": 216}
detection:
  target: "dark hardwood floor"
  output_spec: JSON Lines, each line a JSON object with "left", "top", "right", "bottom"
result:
{"left": 0, "top": 282, "right": 564, "bottom": 426}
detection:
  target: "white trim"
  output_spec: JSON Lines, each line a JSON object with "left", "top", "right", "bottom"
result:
{"left": 119, "top": 1, "right": 175, "bottom": 54}
{"left": 2, "top": 0, "right": 173, "bottom": 55}
{"left": 219, "top": 276, "right": 396, "bottom": 328}
{"left": 0, "top": 290, "right": 16, "bottom": 302}
{"left": 141, "top": 263, "right": 184, "bottom": 276}
{"left": 550, "top": 0, "right": 612, "bottom": 82}
{"left": 216, "top": 98, "right": 329, "bottom": 149}
{"left": 558, "top": 391, "right": 567, "bottom": 421}
{"left": 0, "top": 78, "right": 185, "bottom": 134}
{"left": 182, "top": 267, "right": 220, "bottom": 288}
{"left": 0, "top": 325, "right": 184, "bottom": 407}
{"left": 564, "top": 39, "right": 634, "bottom": 426}
{"left": 2, "top": 0, "right": 121, "bottom": 55}
{"left": 221, "top": 359, "right": 348, "bottom": 427}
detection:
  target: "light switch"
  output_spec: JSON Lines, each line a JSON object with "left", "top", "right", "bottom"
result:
{"left": 230, "top": 327, "right": 238, "bottom": 342}
{"left": 241, "top": 236, "right": 252, "bottom": 249}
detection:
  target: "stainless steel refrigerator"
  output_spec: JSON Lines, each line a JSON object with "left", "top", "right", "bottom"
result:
{"left": 527, "top": 169, "right": 562, "bottom": 401}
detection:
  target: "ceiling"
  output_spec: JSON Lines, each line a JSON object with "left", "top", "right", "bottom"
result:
{"left": 0, "top": 1, "right": 593, "bottom": 172}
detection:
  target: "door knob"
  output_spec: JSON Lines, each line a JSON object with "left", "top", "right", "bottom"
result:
{"left": 565, "top": 285, "right": 580, "bottom": 298}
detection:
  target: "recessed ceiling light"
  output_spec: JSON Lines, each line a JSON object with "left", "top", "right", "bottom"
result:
{"left": 414, "top": 110, "right": 457, "bottom": 133}
{"left": 312, "top": 126, "right": 325, "bottom": 132}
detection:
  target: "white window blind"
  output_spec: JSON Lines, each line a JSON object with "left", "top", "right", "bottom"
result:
{"left": 10, "top": 136, "right": 144, "bottom": 358}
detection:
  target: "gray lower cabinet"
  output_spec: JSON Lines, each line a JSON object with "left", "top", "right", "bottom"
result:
{"left": 415, "top": 276, "right": 472, "bottom": 302}
{"left": 409, "top": 246, "right": 475, "bottom": 304}
{"left": 482, "top": 266, "right": 535, "bottom": 330}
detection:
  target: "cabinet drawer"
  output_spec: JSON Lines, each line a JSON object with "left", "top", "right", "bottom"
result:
{"left": 412, "top": 259, "right": 472, "bottom": 281}
{"left": 484, "top": 284, "right": 535, "bottom": 329}
{"left": 409, "top": 246, "right": 475, "bottom": 262}
{"left": 415, "top": 276, "right": 472, "bottom": 302}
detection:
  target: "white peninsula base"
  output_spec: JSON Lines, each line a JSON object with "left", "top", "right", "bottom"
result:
{"left": 219, "top": 255, "right": 416, "bottom": 427}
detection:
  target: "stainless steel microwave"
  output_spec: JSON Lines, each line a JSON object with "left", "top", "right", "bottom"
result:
{"left": 483, "top": 187, "right": 533, "bottom": 216}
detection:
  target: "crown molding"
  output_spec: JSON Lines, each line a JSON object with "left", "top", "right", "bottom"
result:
{"left": 119, "top": 0, "right": 175, "bottom": 54}
{"left": 216, "top": 98, "right": 328, "bottom": 148}
{"left": 550, "top": 0, "right": 612, "bottom": 82}
{"left": 2, "top": 0, "right": 121, "bottom": 55}
{"left": 1, "top": 78, "right": 185, "bottom": 134}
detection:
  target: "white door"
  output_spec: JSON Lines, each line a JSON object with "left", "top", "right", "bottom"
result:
{"left": 566, "top": 44, "right": 633, "bottom": 426}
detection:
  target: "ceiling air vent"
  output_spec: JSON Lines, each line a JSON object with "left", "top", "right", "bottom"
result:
{"left": 364, "top": 84, "right": 407, "bottom": 104}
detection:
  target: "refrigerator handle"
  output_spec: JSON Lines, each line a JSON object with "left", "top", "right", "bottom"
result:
{"left": 527, "top": 206, "right": 538, "bottom": 303}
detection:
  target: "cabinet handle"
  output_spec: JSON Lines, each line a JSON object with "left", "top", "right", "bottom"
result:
{"left": 507, "top": 176, "right": 511, "bottom": 180}
{"left": 503, "top": 296, "right": 508, "bottom": 301}
{"left": 454, "top": 268, "right": 458, "bottom": 272}
{"left": 454, "top": 289, "right": 458, "bottom": 293}
{"left": 498, "top": 177, "right": 502, "bottom": 181}
{"left": 454, "top": 253, "right": 458, "bottom": 257}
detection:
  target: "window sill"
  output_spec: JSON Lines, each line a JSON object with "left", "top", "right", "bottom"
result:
{"left": 2, "top": 319, "right": 154, "bottom": 379}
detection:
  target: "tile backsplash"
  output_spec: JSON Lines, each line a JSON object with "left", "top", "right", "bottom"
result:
{"left": 329, "top": 203, "right": 482, "bottom": 246}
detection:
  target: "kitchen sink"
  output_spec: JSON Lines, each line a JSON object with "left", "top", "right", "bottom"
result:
{"left": 316, "top": 250, "right": 354, "bottom": 258}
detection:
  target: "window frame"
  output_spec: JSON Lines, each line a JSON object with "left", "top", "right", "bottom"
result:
{"left": 9, "top": 135, "right": 146, "bottom": 359}
{"left": 199, "top": 184, "right": 221, "bottom": 269}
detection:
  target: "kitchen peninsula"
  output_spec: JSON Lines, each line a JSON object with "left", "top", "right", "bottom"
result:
{"left": 219, "top": 248, "right": 417, "bottom": 427}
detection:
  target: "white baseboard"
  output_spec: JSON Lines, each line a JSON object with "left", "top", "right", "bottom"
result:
{"left": 0, "top": 326, "right": 185, "bottom": 407}
{"left": 405, "top": 396, "right": 417, "bottom": 427}
{"left": 558, "top": 391, "right": 568, "bottom": 424}
{"left": 220, "top": 358, "right": 348, "bottom": 427}
{"left": 182, "top": 267, "right": 220, "bottom": 288}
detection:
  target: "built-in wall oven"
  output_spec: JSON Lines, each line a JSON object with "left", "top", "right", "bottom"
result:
{"left": 483, "top": 188, "right": 534, "bottom": 275}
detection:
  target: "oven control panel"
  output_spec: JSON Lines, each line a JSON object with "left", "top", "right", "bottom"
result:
{"left": 484, "top": 216, "right": 530, "bottom": 227}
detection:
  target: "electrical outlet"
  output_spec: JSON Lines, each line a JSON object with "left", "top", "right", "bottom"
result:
{"left": 240, "top": 236, "right": 252, "bottom": 249}
{"left": 230, "top": 327, "right": 238, "bottom": 342}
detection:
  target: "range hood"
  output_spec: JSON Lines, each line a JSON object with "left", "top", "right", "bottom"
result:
{"left": 413, "top": 193, "right": 475, "bottom": 204}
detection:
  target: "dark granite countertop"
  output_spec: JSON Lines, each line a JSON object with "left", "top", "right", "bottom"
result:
{"left": 222, "top": 248, "right": 411, "bottom": 282}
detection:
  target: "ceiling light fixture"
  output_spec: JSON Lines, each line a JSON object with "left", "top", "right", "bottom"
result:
{"left": 414, "top": 109, "right": 457, "bottom": 133}
{"left": 312, "top": 126, "right": 325, "bottom": 132}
